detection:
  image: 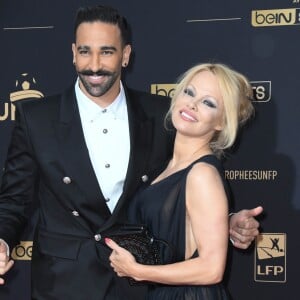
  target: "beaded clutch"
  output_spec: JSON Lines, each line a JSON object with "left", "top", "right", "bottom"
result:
{"left": 104, "top": 223, "right": 170, "bottom": 284}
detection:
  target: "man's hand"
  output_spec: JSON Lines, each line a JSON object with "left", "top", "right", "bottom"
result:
{"left": 0, "top": 241, "right": 14, "bottom": 285}
{"left": 229, "top": 206, "right": 263, "bottom": 249}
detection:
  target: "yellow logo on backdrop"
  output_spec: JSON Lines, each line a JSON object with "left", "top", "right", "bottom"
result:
{"left": 255, "top": 233, "right": 286, "bottom": 283}
{"left": 150, "top": 84, "right": 176, "bottom": 98}
{"left": 0, "top": 73, "right": 43, "bottom": 121}
{"left": 252, "top": 8, "right": 300, "bottom": 27}
{"left": 151, "top": 82, "right": 271, "bottom": 102}
{"left": 11, "top": 241, "right": 33, "bottom": 260}
{"left": 10, "top": 73, "right": 43, "bottom": 102}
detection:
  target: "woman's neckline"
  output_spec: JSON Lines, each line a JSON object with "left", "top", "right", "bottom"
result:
{"left": 150, "top": 154, "right": 215, "bottom": 186}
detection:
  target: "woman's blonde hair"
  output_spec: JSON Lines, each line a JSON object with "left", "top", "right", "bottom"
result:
{"left": 166, "top": 63, "right": 254, "bottom": 157}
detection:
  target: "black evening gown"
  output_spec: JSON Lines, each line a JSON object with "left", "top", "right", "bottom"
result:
{"left": 128, "top": 154, "right": 230, "bottom": 300}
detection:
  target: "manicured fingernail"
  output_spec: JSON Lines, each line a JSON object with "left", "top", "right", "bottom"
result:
{"left": 105, "top": 238, "right": 111, "bottom": 244}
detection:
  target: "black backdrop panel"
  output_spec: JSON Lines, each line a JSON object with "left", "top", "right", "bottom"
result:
{"left": 0, "top": 1, "right": 299, "bottom": 299}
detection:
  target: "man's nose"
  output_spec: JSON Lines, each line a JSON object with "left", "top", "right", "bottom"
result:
{"left": 90, "top": 54, "right": 102, "bottom": 72}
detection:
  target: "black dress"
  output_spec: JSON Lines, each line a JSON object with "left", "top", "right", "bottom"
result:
{"left": 128, "top": 154, "right": 230, "bottom": 300}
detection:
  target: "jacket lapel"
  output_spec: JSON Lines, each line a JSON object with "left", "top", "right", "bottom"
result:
{"left": 56, "top": 87, "right": 111, "bottom": 231}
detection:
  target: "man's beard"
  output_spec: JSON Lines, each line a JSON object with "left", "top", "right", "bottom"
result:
{"left": 77, "top": 69, "right": 118, "bottom": 98}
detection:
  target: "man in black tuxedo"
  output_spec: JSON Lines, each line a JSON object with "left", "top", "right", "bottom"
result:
{"left": 0, "top": 4, "right": 263, "bottom": 299}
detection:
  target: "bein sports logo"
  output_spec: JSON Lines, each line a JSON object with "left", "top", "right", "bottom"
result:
{"left": 255, "top": 233, "right": 286, "bottom": 283}
{"left": 251, "top": 81, "right": 271, "bottom": 102}
{"left": 11, "top": 241, "right": 33, "bottom": 261}
{"left": 151, "top": 81, "right": 271, "bottom": 103}
{"left": 150, "top": 84, "right": 176, "bottom": 98}
{"left": 252, "top": 8, "right": 300, "bottom": 27}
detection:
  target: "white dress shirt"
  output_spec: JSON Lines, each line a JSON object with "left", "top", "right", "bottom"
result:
{"left": 76, "top": 80, "right": 130, "bottom": 212}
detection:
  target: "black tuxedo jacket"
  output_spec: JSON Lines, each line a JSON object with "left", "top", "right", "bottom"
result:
{"left": 0, "top": 85, "right": 174, "bottom": 299}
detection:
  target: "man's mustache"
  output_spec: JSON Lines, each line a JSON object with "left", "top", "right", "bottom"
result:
{"left": 79, "top": 70, "right": 112, "bottom": 76}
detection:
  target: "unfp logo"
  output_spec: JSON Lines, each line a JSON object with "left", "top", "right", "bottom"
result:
{"left": 252, "top": 8, "right": 300, "bottom": 27}
{"left": 255, "top": 233, "right": 286, "bottom": 282}
{"left": 0, "top": 73, "right": 43, "bottom": 121}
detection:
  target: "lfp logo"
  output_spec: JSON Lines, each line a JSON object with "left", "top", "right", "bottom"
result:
{"left": 255, "top": 233, "right": 286, "bottom": 283}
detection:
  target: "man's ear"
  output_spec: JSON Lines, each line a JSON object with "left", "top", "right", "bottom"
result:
{"left": 72, "top": 43, "right": 76, "bottom": 65}
{"left": 122, "top": 44, "right": 132, "bottom": 67}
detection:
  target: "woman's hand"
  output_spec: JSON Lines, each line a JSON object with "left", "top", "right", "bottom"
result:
{"left": 105, "top": 238, "right": 140, "bottom": 279}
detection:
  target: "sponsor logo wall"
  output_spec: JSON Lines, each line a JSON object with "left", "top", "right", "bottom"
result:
{"left": 1, "top": 0, "right": 299, "bottom": 299}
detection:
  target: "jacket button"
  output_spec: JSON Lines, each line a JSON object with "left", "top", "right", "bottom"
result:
{"left": 94, "top": 234, "right": 101, "bottom": 241}
{"left": 141, "top": 175, "right": 148, "bottom": 182}
{"left": 63, "top": 177, "right": 71, "bottom": 184}
{"left": 72, "top": 210, "right": 79, "bottom": 217}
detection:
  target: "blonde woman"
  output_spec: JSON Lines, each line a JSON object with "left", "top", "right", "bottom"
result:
{"left": 106, "top": 62, "right": 254, "bottom": 299}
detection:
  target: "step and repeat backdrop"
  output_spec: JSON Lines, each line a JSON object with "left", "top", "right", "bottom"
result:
{"left": 0, "top": 0, "right": 299, "bottom": 299}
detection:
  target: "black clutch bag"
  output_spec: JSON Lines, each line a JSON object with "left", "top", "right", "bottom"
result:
{"left": 104, "top": 223, "right": 170, "bottom": 284}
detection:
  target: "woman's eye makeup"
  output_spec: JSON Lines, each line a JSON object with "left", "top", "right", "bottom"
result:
{"left": 202, "top": 98, "right": 217, "bottom": 108}
{"left": 183, "top": 87, "right": 194, "bottom": 97}
{"left": 183, "top": 87, "right": 218, "bottom": 109}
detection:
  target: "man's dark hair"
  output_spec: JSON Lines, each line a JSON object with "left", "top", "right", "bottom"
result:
{"left": 74, "top": 5, "right": 131, "bottom": 46}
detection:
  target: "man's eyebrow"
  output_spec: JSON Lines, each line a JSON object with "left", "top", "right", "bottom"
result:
{"left": 100, "top": 46, "right": 117, "bottom": 51}
{"left": 77, "top": 45, "right": 90, "bottom": 51}
{"left": 76, "top": 45, "right": 117, "bottom": 51}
